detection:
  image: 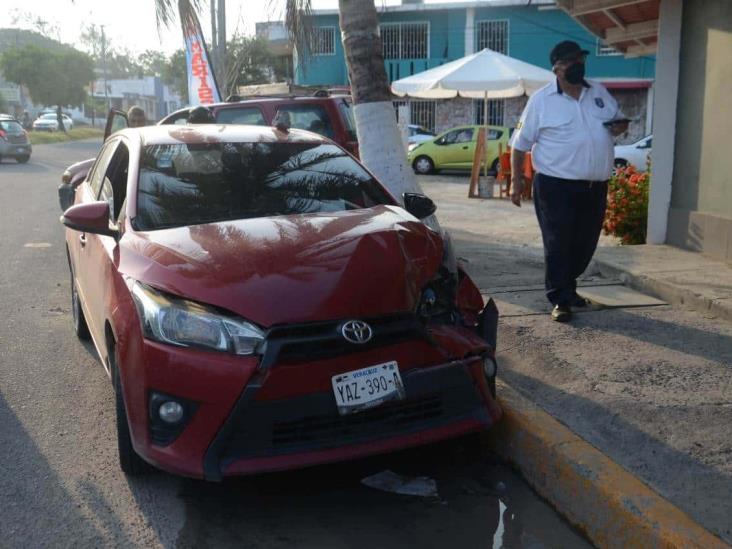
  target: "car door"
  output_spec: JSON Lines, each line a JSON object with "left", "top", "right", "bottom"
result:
{"left": 436, "top": 128, "right": 475, "bottom": 168}
{"left": 82, "top": 140, "right": 130, "bottom": 365}
{"left": 104, "top": 110, "right": 128, "bottom": 140}
{"left": 72, "top": 139, "right": 123, "bottom": 350}
{"left": 483, "top": 128, "right": 506, "bottom": 170}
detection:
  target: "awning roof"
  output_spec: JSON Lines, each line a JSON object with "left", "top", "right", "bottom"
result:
{"left": 555, "top": 0, "right": 660, "bottom": 57}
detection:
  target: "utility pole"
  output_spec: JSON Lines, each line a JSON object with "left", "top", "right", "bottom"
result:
{"left": 101, "top": 25, "right": 109, "bottom": 110}
{"left": 210, "top": 0, "right": 218, "bottom": 71}
{"left": 217, "top": 0, "right": 226, "bottom": 96}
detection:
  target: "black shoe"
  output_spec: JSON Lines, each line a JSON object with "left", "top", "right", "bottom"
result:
{"left": 570, "top": 293, "right": 589, "bottom": 308}
{"left": 551, "top": 304, "right": 572, "bottom": 322}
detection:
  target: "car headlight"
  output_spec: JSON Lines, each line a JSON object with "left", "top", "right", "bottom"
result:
{"left": 131, "top": 282, "right": 264, "bottom": 356}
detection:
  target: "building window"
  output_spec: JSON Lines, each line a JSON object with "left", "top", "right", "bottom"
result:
{"left": 393, "top": 99, "right": 436, "bottom": 132}
{"left": 474, "top": 99, "right": 505, "bottom": 126}
{"left": 596, "top": 38, "right": 621, "bottom": 56}
{"left": 313, "top": 27, "right": 336, "bottom": 56}
{"left": 381, "top": 22, "right": 429, "bottom": 59}
{"left": 477, "top": 20, "right": 509, "bottom": 54}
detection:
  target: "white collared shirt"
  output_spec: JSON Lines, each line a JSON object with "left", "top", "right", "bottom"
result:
{"left": 510, "top": 78, "right": 619, "bottom": 181}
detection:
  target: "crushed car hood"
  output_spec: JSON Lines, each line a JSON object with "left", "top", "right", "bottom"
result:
{"left": 119, "top": 205, "right": 444, "bottom": 327}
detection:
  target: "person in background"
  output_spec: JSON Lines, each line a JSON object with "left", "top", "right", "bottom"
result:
{"left": 127, "top": 106, "right": 147, "bottom": 128}
{"left": 509, "top": 40, "right": 629, "bottom": 323}
{"left": 56, "top": 105, "right": 67, "bottom": 134}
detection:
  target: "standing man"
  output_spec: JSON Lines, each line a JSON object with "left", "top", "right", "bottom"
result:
{"left": 510, "top": 41, "right": 628, "bottom": 322}
{"left": 127, "top": 106, "right": 147, "bottom": 128}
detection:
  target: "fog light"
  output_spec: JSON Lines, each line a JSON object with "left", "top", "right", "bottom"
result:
{"left": 483, "top": 356, "right": 497, "bottom": 379}
{"left": 159, "top": 401, "right": 184, "bottom": 424}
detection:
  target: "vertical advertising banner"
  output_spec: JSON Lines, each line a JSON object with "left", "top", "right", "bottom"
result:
{"left": 182, "top": 11, "right": 221, "bottom": 105}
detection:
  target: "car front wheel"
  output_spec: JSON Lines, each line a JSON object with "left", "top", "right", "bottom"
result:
{"left": 413, "top": 155, "right": 435, "bottom": 175}
{"left": 111, "top": 343, "right": 151, "bottom": 476}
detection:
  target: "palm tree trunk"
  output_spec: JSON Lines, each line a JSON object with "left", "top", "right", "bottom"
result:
{"left": 338, "top": 0, "right": 423, "bottom": 204}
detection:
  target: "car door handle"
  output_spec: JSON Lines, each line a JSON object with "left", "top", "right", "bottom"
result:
{"left": 79, "top": 234, "right": 87, "bottom": 247}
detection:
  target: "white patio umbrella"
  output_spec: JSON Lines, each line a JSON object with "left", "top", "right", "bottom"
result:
{"left": 391, "top": 48, "right": 555, "bottom": 127}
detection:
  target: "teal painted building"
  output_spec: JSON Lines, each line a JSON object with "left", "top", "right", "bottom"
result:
{"left": 294, "top": 1, "right": 655, "bottom": 87}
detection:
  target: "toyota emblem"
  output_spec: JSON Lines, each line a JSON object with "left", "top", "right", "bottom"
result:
{"left": 341, "top": 320, "right": 373, "bottom": 344}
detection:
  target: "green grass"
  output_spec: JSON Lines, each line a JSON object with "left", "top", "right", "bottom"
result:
{"left": 28, "top": 127, "right": 104, "bottom": 145}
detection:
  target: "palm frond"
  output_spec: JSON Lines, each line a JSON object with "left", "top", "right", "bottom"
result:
{"left": 277, "top": 0, "right": 314, "bottom": 55}
{"left": 151, "top": 0, "right": 205, "bottom": 33}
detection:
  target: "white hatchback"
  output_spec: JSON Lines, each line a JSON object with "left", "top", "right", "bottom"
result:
{"left": 614, "top": 135, "right": 651, "bottom": 171}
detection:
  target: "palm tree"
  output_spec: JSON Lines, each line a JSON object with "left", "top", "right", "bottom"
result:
{"left": 283, "top": 0, "right": 424, "bottom": 204}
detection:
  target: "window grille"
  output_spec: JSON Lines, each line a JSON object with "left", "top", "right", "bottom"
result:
{"left": 393, "top": 100, "right": 436, "bottom": 132}
{"left": 474, "top": 99, "right": 505, "bottom": 126}
{"left": 476, "top": 20, "right": 509, "bottom": 54}
{"left": 596, "top": 38, "right": 621, "bottom": 56}
{"left": 381, "top": 22, "right": 429, "bottom": 59}
{"left": 313, "top": 27, "right": 336, "bottom": 56}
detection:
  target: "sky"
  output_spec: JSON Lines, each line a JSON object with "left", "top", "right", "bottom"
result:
{"left": 1, "top": 0, "right": 472, "bottom": 57}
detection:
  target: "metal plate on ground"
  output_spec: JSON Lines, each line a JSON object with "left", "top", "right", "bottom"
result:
{"left": 577, "top": 285, "right": 666, "bottom": 307}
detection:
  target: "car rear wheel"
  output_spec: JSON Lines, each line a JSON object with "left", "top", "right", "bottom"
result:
{"left": 68, "top": 255, "right": 90, "bottom": 340}
{"left": 413, "top": 155, "right": 435, "bottom": 175}
{"left": 16, "top": 155, "right": 30, "bottom": 164}
{"left": 111, "top": 343, "right": 151, "bottom": 476}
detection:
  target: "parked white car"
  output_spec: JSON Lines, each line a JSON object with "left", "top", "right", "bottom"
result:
{"left": 407, "top": 124, "right": 436, "bottom": 151}
{"left": 33, "top": 113, "right": 74, "bottom": 132}
{"left": 614, "top": 135, "right": 652, "bottom": 170}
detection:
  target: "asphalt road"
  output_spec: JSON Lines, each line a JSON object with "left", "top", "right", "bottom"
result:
{"left": 0, "top": 141, "right": 590, "bottom": 548}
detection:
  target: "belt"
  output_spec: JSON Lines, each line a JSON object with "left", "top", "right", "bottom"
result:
{"left": 536, "top": 173, "right": 608, "bottom": 188}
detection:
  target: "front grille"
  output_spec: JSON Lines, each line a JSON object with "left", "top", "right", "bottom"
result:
{"left": 217, "top": 363, "right": 489, "bottom": 465}
{"left": 260, "top": 313, "right": 430, "bottom": 369}
{"left": 272, "top": 395, "right": 443, "bottom": 447}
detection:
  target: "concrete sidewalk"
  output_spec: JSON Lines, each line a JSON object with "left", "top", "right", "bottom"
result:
{"left": 420, "top": 175, "right": 732, "bottom": 545}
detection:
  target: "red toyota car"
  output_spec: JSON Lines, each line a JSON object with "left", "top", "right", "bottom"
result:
{"left": 60, "top": 124, "right": 500, "bottom": 480}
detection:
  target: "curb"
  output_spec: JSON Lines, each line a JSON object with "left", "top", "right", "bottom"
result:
{"left": 484, "top": 381, "right": 731, "bottom": 549}
{"left": 592, "top": 258, "right": 732, "bottom": 322}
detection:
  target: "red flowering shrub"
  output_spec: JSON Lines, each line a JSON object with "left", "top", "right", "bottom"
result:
{"left": 604, "top": 164, "right": 650, "bottom": 245}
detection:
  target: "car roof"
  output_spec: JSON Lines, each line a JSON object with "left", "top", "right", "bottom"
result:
{"left": 119, "top": 124, "right": 334, "bottom": 146}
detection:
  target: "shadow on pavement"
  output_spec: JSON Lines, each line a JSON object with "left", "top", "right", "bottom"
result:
{"left": 0, "top": 392, "right": 108, "bottom": 547}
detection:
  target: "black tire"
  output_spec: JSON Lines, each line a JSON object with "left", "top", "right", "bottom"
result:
{"left": 68, "top": 254, "right": 90, "bottom": 340}
{"left": 614, "top": 158, "right": 628, "bottom": 169}
{"left": 16, "top": 155, "right": 30, "bottom": 164}
{"left": 413, "top": 155, "right": 435, "bottom": 175}
{"left": 490, "top": 158, "right": 499, "bottom": 175}
{"left": 111, "top": 344, "right": 151, "bottom": 475}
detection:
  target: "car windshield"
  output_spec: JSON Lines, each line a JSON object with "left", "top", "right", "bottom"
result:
{"left": 0, "top": 120, "right": 23, "bottom": 134}
{"left": 135, "top": 142, "right": 394, "bottom": 230}
{"left": 41, "top": 114, "right": 56, "bottom": 119}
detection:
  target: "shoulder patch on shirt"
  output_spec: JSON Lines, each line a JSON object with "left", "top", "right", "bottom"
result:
{"left": 516, "top": 121, "right": 523, "bottom": 129}
{"left": 595, "top": 97, "right": 605, "bottom": 108}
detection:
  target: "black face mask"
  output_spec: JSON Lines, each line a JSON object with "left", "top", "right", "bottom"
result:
{"left": 564, "top": 62, "right": 586, "bottom": 85}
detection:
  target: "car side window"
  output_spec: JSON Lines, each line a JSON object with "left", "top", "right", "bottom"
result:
{"left": 455, "top": 129, "right": 474, "bottom": 143}
{"left": 435, "top": 129, "right": 460, "bottom": 146}
{"left": 87, "top": 141, "right": 119, "bottom": 198}
{"left": 488, "top": 129, "right": 503, "bottom": 140}
{"left": 98, "top": 142, "right": 130, "bottom": 222}
{"left": 215, "top": 107, "right": 266, "bottom": 125}
{"left": 275, "top": 104, "right": 334, "bottom": 138}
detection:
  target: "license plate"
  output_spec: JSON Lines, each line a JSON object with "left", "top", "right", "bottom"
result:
{"left": 17, "top": 147, "right": 27, "bottom": 153}
{"left": 331, "top": 361, "right": 405, "bottom": 415}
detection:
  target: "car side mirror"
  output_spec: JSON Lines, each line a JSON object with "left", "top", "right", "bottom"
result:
{"left": 403, "top": 193, "right": 437, "bottom": 220}
{"left": 61, "top": 201, "right": 119, "bottom": 240}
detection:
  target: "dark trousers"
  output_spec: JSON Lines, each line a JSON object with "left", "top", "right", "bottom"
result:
{"left": 532, "top": 173, "right": 607, "bottom": 306}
